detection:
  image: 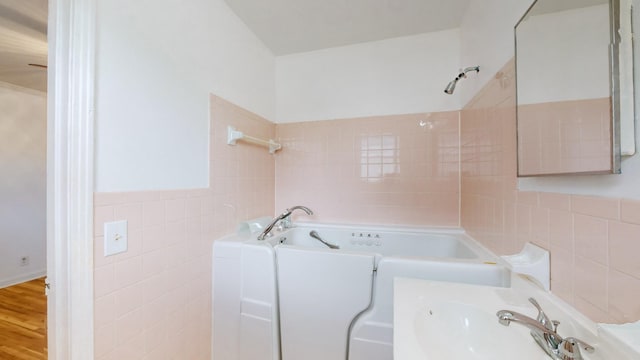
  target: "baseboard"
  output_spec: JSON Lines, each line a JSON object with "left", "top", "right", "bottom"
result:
{"left": 0, "top": 269, "right": 47, "bottom": 289}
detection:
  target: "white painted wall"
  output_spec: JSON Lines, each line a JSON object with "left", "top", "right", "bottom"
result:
{"left": 275, "top": 29, "right": 461, "bottom": 123}
{"left": 0, "top": 82, "right": 47, "bottom": 288}
{"left": 460, "top": 0, "right": 640, "bottom": 199}
{"left": 517, "top": 5, "right": 610, "bottom": 104}
{"left": 459, "top": 0, "right": 531, "bottom": 106}
{"left": 95, "top": 0, "right": 276, "bottom": 192}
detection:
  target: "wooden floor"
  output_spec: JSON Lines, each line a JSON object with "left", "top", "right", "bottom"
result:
{"left": 0, "top": 278, "right": 47, "bottom": 360}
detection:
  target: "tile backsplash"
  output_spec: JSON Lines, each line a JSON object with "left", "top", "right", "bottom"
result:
{"left": 275, "top": 112, "right": 460, "bottom": 227}
{"left": 461, "top": 59, "right": 640, "bottom": 323}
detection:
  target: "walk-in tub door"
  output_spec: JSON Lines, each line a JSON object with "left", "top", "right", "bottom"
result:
{"left": 276, "top": 246, "right": 375, "bottom": 360}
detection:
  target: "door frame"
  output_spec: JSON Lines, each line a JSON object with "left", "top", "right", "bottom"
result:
{"left": 47, "top": 0, "right": 95, "bottom": 358}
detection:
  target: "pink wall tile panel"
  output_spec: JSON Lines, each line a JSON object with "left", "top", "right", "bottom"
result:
{"left": 518, "top": 98, "right": 612, "bottom": 176}
{"left": 461, "top": 59, "right": 640, "bottom": 324}
{"left": 209, "top": 95, "right": 277, "bottom": 234}
{"left": 93, "top": 95, "right": 276, "bottom": 359}
{"left": 94, "top": 190, "right": 214, "bottom": 360}
{"left": 275, "top": 112, "right": 460, "bottom": 227}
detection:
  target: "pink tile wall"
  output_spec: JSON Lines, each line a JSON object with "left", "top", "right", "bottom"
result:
{"left": 275, "top": 112, "right": 460, "bottom": 227}
{"left": 518, "top": 98, "right": 612, "bottom": 175}
{"left": 93, "top": 95, "right": 276, "bottom": 359}
{"left": 461, "top": 59, "right": 640, "bottom": 324}
{"left": 94, "top": 190, "right": 213, "bottom": 360}
{"left": 209, "top": 95, "right": 276, "bottom": 231}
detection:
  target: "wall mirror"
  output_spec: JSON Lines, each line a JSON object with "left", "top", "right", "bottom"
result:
{"left": 515, "top": 0, "right": 635, "bottom": 177}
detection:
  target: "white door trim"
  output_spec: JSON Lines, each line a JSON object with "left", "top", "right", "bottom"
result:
{"left": 47, "top": 0, "right": 96, "bottom": 358}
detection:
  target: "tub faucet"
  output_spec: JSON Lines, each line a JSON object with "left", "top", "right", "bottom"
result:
{"left": 496, "top": 298, "right": 595, "bottom": 360}
{"left": 257, "top": 206, "right": 314, "bottom": 240}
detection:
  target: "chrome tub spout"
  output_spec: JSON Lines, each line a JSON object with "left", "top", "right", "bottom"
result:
{"left": 257, "top": 206, "right": 313, "bottom": 240}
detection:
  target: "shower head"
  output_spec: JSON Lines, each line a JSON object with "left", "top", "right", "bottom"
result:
{"left": 444, "top": 79, "right": 457, "bottom": 94}
{"left": 444, "top": 66, "right": 480, "bottom": 95}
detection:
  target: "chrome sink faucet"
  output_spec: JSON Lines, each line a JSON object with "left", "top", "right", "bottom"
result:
{"left": 257, "top": 206, "right": 314, "bottom": 240}
{"left": 496, "top": 298, "right": 595, "bottom": 360}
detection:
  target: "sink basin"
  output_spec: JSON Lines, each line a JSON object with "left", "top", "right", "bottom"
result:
{"left": 413, "top": 301, "right": 543, "bottom": 359}
{"left": 394, "top": 276, "right": 638, "bottom": 360}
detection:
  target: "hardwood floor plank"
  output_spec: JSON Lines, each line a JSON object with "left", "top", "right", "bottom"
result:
{"left": 0, "top": 278, "right": 47, "bottom": 359}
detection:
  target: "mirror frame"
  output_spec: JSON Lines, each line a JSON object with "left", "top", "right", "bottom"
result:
{"left": 610, "top": 0, "right": 623, "bottom": 174}
{"left": 514, "top": 0, "right": 624, "bottom": 177}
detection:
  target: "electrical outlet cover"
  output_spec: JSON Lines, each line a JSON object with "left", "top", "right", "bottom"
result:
{"left": 104, "top": 220, "right": 128, "bottom": 256}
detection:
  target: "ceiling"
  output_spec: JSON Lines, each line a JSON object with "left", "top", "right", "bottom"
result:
{"left": 0, "top": 0, "right": 48, "bottom": 92}
{"left": 223, "top": 0, "right": 471, "bottom": 55}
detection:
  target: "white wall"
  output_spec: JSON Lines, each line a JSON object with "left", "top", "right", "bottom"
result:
{"left": 275, "top": 29, "right": 461, "bottom": 123}
{"left": 459, "top": 0, "right": 531, "bottom": 106}
{"left": 95, "top": 0, "right": 276, "bottom": 192}
{"left": 461, "top": 0, "right": 640, "bottom": 200}
{"left": 0, "top": 82, "right": 47, "bottom": 288}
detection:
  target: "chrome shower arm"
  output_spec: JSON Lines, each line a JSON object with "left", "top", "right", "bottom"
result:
{"left": 461, "top": 66, "right": 480, "bottom": 76}
{"left": 444, "top": 65, "right": 480, "bottom": 94}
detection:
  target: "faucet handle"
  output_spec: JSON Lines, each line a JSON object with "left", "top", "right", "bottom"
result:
{"left": 558, "top": 337, "right": 595, "bottom": 360}
{"left": 279, "top": 216, "right": 291, "bottom": 230}
{"left": 528, "top": 298, "right": 554, "bottom": 330}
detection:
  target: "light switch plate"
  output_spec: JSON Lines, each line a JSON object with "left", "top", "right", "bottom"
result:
{"left": 104, "top": 220, "right": 128, "bottom": 256}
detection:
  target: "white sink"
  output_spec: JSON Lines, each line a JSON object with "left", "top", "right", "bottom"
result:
{"left": 412, "top": 301, "right": 545, "bottom": 359}
{"left": 394, "top": 276, "right": 639, "bottom": 360}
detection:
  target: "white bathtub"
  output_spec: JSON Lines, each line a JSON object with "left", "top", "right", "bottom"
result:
{"left": 276, "top": 225, "right": 479, "bottom": 258}
{"left": 212, "top": 223, "right": 510, "bottom": 360}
